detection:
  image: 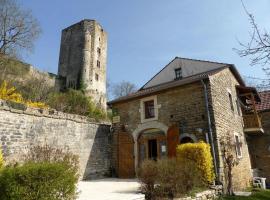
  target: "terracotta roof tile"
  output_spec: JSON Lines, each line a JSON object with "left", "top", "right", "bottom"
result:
{"left": 257, "top": 90, "right": 270, "bottom": 111}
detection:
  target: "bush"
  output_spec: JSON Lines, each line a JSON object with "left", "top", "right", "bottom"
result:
{"left": 137, "top": 160, "right": 158, "bottom": 200}
{"left": 138, "top": 158, "right": 204, "bottom": 199}
{"left": 176, "top": 141, "right": 215, "bottom": 184}
{"left": 0, "top": 162, "right": 78, "bottom": 200}
{"left": 0, "top": 147, "right": 4, "bottom": 168}
{"left": 47, "top": 89, "right": 106, "bottom": 119}
{"left": 0, "top": 80, "right": 47, "bottom": 109}
{"left": 24, "top": 144, "right": 79, "bottom": 174}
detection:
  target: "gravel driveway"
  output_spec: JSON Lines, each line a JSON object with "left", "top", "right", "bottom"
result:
{"left": 77, "top": 178, "right": 145, "bottom": 200}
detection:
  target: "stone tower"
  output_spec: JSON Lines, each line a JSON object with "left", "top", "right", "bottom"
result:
{"left": 58, "top": 19, "right": 107, "bottom": 110}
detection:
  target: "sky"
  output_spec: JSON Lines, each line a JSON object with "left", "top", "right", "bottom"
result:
{"left": 17, "top": 0, "right": 270, "bottom": 88}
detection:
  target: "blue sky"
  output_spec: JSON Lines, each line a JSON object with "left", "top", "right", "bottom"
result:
{"left": 18, "top": 0, "right": 270, "bottom": 88}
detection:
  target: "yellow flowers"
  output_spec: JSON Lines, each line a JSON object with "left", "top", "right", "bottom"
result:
{"left": 177, "top": 141, "right": 215, "bottom": 184}
{"left": 0, "top": 147, "right": 3, "bottom": 168}
{"left": 0, "top": 81, "right": 23, "bottom": 103}
{"left": 0, "top": 81, "right": 48, "bottom": 109}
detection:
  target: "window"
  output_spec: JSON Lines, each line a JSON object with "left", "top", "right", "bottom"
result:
{"left": 235, "top": 134, "right": 242, "bottom": 158}
{"left": 97, "top": 47, "right": 101, "bottom": 55}
{"left": 140, "top": 96, "right": 159, "bottom": 123}
{"left": 97, "top": 60, "right": 100, "bottom": 68}
{"left": 144, "top": 100, "right": 155, "bottom": 119}
{"left": 228, "top": 92, "right": 234, "bottom": 112}
{"left": 174, "top": 68, "right": 182, "bottom": 79}
{"left": 95, "top": 73, "right": 99, "bottom": 81}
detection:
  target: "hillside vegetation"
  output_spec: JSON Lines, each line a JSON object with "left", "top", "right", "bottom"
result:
{"left": 0, "top": 55, "right": 107, "bottom": 121}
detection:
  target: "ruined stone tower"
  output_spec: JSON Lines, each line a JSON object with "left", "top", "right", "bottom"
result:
{"left": 58, "top": 19, "right": 107, "bottom": 110}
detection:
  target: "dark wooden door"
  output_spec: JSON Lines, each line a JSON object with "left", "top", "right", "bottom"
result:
{"left": 167, "top": 125, "right": 180, "bottom": 158}
{"left": 118, "top": 132, "right": 135, "bottom": 178}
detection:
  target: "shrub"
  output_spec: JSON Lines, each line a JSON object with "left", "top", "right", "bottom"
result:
{"left": 137, "top": 159, "right": 158, "bottom": 200}
{"left": 138, "top": 158, "right": 204, "bottom": 199}
{"left": 176, "top": 141, "right": 215, "bottom": 184}
{"left": 156, "top": 159, "right": 204, "bottom": 199}
{"left": 47, "top": 89, "right": 106, "bottom": 119}
{"left": 0, "top": 80, "right": 48, "bottom": 109}
{"left": 0, "top": 147, "right": 4, "bottom": 168}
{"left": 24, "top": 144, "right": 79, "bottom": 175}
{"left": 0, "top": 162, "right": 78, "bottom": 200}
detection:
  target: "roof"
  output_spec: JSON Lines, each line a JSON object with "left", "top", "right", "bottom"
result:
{"left": 236, "top": 85, "right": 261, "bottom": 102}
{"left": 108, "top": 57, "right": 246, "bottom": 105}
{"left": 257, "top": 90, "right": 270, "bottom": 112}
{"left": 141, "top": 57, "right": 245, "bottom": 89}
{"left": 108, "top": 66, "right": 227, "bottom": 105}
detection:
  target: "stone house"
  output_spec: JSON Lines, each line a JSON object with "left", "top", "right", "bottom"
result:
{"left": 108, "top": 57, "right": 263, "bottom": 191}
{"left": 247, "top": 90, "right": 270, "bottom": 185}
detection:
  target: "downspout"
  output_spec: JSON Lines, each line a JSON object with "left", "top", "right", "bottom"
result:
{"left": 201, "top": 79, "right": 218, "bottom": 183}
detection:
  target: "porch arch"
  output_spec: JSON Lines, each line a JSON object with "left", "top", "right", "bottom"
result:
{"left": 132, "top": 121, "right": 168, "bottom": 170}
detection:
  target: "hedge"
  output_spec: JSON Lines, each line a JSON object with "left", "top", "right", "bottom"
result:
{"left": 0, "top": 162, "right": 78, "bottom": 200}
{"left": 176, "top": 142, "right": 215, "bottom": 184}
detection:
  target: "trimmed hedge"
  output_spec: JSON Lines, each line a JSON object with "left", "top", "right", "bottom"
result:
{"left": 176, "top": 142, "right": 215, "bottom": 184}
{"left": 0, "top": 162, "right": 78, "bottom": 200}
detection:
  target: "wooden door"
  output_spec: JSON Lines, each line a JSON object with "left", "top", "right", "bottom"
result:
{"left": 118, "top": 132, "right": 135, "bottom": 178}
{"left": 167, "top": 125, "right": 180, "bottom": 158}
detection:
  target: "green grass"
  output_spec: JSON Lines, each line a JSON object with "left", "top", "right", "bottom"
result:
{"left": 221, "top": 189, "right": 270, "bottom": 200}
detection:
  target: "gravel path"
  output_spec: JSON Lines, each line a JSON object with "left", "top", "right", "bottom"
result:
{"left": 77, "top": 178, "right": 145, "bottom": 200}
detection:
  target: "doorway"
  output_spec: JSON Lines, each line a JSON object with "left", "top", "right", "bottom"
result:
{"left": 148, "top": 139, "right": 157, "bottom": 160}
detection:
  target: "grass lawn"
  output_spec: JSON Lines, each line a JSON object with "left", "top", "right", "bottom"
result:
{"left": 221, "top": 190, "right": 270, "bottom": 200}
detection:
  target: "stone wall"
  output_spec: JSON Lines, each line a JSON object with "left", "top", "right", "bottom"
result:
{"left": 247, "top": 111, "right": 270, "bottom": 184}
{"left": 112, "top": 81, "right": 210, "bottom": 174}
{"left": 0, "top": 100, "right": 111, "bottom": 179}
{"left": 209, "top": 68, "right": 252, "bottom": 191}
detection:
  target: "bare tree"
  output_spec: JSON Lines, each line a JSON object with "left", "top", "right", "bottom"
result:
{"left": 112, "top": 81, "right": 137, "bottom": 98}
{"left": 0, "top": 0, "right": 41, "bottom": 57}
{"left": 219, "top": 132, "right": 240, "bottom": 195}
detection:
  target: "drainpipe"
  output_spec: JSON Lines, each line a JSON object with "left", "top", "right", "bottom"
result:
{"left": 201, "top": 79, "right": 218, "bottom": 183}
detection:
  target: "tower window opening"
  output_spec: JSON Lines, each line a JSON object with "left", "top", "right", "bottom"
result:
{"left": 97, "top": 60, "right": 100, "bottom": 68}
{"left": 95, "top": 73, "right": 99, "bottom": 81}
{"left": 97, "top": 47, "right": 101, "bottom": 55}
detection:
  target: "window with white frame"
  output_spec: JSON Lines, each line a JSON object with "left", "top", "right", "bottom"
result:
{"left": 234, "top": 133, "right": 242, "bottom": 158}
{"left": 140, "top": 96, "right": 159, "bottom": 123}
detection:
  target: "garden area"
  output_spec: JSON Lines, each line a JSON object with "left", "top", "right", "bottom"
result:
{"left": 221, "top": 190, "right": 270, "bottom": 200}
{"left": 0, "top": 145, "right": 80, "bottom": 200}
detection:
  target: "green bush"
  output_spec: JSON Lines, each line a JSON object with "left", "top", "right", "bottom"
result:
{"left": 0, "top": 162, "right": 78, "bottom": 200}
{"left": 47, "top": 89, "right": 106, "bottom": 119}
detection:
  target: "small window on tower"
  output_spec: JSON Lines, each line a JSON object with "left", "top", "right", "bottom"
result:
{"left": 95, "top": 74, "right": 99, "bottom": 81}
{"left": 97, "top": 47, "right": 101, "bottom": 55}
{"left": 97, "top": 60, "right": 100, "bottom": 68}
{"left": 175, "top": 68, "right": 182, "bottom": 80}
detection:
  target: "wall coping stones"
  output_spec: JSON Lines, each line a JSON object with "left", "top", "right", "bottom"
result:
{"left": 0, "top": 99, "right": 111, "bottom": 125}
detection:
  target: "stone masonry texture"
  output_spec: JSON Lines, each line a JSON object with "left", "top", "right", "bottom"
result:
{"left": 58, "top": 19, "right": 107, "bottom": 110}
{"left": 0, "top": 100, "right": 111, "bottom": 179}
{"left": 209, "top": 68, "right": 252, "bottom": 191}
{"left": 247, "top": 111, "right": 270, "bottom": 184}
{"left": 112, "top": 68, "right": 253, "bottom": 191}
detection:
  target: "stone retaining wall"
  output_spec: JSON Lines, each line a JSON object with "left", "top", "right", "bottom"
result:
{"left": 176, "top": 186, "right": 222, "bottom": 200}
{"left": 0, "top": 100, "right": 112, "bottom": 179}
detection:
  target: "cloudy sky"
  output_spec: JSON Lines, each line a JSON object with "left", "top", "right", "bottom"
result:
{"left": 18, "top": 0, "right": 270, "bottom": 88}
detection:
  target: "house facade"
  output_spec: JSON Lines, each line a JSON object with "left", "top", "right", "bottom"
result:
{"left": 247, "top": 90, "right": 270, "bottom": 185}
{"left": 108, "top": 57, "right": 263, "bottom": 191}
